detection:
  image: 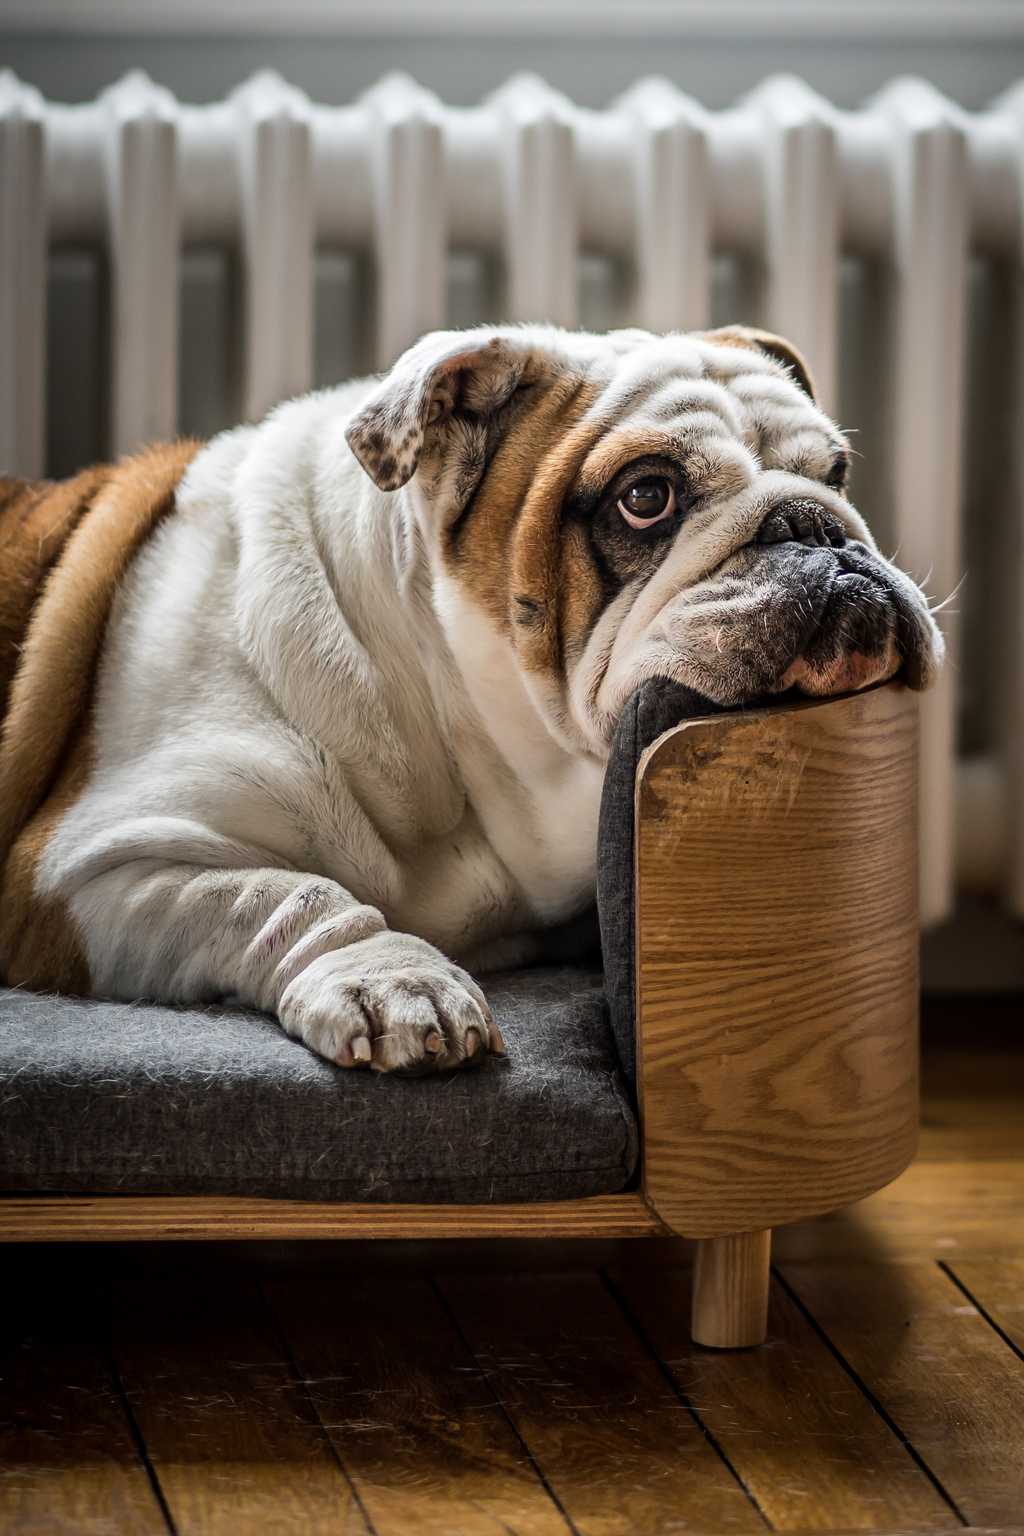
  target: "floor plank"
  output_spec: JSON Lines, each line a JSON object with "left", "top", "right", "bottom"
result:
{"left": 774, "top": 1159, "right": 1024, "bottom": 1262}
{"left": 944, "top": 1260, "right": 1024, "bottom": 1356}
{"left": 266, "top": 1269, "right": 570, "bottom": 1536}
{"left": 110, "top": 1261, "right": 367, "bottom": 1535}
{"left": 440, "top": 1268, "right": 765, "bottom": 1536}
{"left": 608, "top": 1263, "right": 958, "bottom": 1532}
{"left": 0, "top": 1255, "right": 167, "bottom": 1536}
{"left": 779, "top": 1259, "right": 1024, "bottom": 1527}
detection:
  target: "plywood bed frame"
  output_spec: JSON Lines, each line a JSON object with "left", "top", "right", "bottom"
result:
{"left": 0, "top": 684, "right": 919, "bottom": 1349}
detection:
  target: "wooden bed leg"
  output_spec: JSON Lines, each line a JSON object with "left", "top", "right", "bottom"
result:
{"left": 691, "top": 1230, "right": 771, "bottom": 1348}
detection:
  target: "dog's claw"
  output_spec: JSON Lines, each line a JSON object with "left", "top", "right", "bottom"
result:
{"left": 424, "top": 1029, "right": 444, "bottom": 1055}
{"left": 351, "top": 1035, "right": 372, "bottom": 1063}
{"left": 464, "top": 1026, "right": 481, "bottom": 1058}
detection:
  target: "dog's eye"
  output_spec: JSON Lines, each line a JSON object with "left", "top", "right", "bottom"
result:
{"left": 618, "top": 478, "right": 676, "bottom": 529}
{"left": 826, "top": 449, "right": 849, "bottom": 490}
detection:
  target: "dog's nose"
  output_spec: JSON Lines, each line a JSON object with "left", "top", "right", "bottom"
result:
{"left": 756, "top": 498, "right": 846, "bottom": 549}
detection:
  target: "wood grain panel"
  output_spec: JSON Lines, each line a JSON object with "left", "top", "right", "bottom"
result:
{"left": 111, "top": 1269, "right": 365, "bottom": 1535}
{"left": 267, "top": 1270, "right": 568, "bottom": 1536}
{"left": 0, "top": 1258, "right": 167, "bottom": 1535}
{"left": 945, "top": 1260, "right": 1024, "bottom": 1355}
{"left": 635, "top": 683, "right": 920, "bottom": 1237}
{"left": 440, "top": 1269, "right": 765, "bottom": 1535}
{"left": 780, "top": 1259, "right": 1024, "bottom": 1525}
{"left": 0, "top": 1191, "right": 663, "bottom": 1243}
{"left": 610, "top": 1263, "right": 958, "bottom": 1531}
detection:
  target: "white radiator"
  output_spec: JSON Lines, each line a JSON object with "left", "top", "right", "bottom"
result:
{"left": 1, "top": 68, "right": 1023, "bottom": 927}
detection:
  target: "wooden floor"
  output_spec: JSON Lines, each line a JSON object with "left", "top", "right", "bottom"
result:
{"left": 2, "top": 997, "right": 1022, "bottom": 1536}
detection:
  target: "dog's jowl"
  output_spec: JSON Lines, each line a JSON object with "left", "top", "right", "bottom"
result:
{"left": 0, "top": 325, "right": 942, "bottom": 1072}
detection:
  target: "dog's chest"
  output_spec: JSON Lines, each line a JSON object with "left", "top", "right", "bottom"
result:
{"left": 431, "top": 582, "right": 606, "bottom": 920}
{"left": 375, "top": 745, "right": 604, "bottom": 959}
{"left": 463, "top": 749, "right": 606, "bottom": 925}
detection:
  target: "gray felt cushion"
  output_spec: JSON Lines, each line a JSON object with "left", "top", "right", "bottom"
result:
{"left": 0, "top": 967, "right": 637, "bottom": 1203}
{"left": 597, "top": 679, "right": 724, "bottom": 1085}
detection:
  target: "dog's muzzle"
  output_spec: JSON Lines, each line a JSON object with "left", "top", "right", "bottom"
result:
{"left": 599, "top": 490, "right": 942, "bottom": 730}
{"left": 748, "top": 498, "right": 936, "bottom": 695}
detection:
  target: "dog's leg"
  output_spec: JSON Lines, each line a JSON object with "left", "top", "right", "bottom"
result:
{"left": 67, "top": 863, "right": 504, "bottom": 1072}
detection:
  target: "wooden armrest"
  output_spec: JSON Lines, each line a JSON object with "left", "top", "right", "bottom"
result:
{"left": 634, "top": 682, "right": 919, "bottom": 1344}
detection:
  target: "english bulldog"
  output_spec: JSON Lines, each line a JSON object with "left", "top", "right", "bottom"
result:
{"left": 0, "top": 324, "right": 942, "bottom": 1072}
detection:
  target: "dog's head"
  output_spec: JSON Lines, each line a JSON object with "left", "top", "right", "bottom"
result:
{"left": 346, "top": 325, "right": 943, "bottom": 753}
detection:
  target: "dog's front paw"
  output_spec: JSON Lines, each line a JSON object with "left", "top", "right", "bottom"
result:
{"left": 276, "top": 931, "right": 505, "bottom": 1073}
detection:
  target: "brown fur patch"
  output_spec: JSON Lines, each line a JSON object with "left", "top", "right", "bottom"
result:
{"left": 557, "top": 520, "right": 607, "bottom": 667}
{"left": 0, "top": 467, "right": 111, "bottom": 720}
{"left": 575, "top": 428, "right": 682, "bottom": 496}
{"left": 447, "top": 374, "right": 609, "bottom": 675}
{"left": 0, "top": 439, "right": 200, "bottom": 991}
{"left": 0, "top": 734, "right": 93, "bottom": 992}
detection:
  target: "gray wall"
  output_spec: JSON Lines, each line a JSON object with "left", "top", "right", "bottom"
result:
{"left": 3, "top": 26, "right": 1024, "bottom": 111}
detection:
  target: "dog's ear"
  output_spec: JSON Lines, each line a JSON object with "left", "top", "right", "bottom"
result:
{"left": 345, "top": 330, "right": 528, "bottom": 492}
{"left": 701, "top": 325, "right": 817, "bottom": 402}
